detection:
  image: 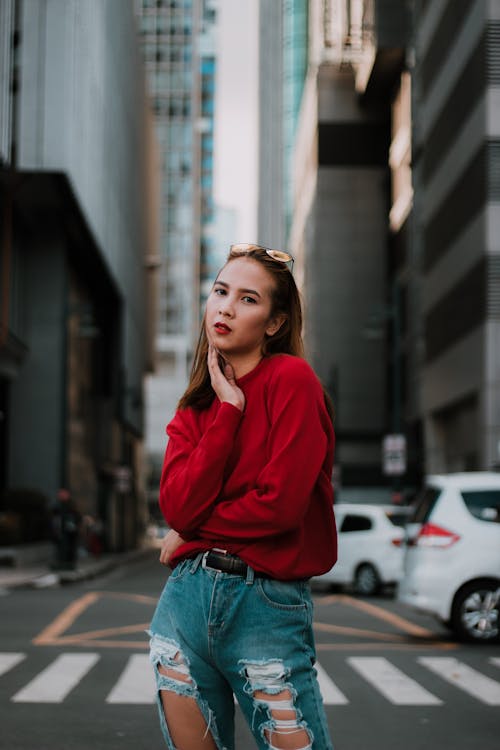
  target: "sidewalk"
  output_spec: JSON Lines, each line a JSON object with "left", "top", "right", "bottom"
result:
{"left": 0, "top": 543, "right": 157, "bottom": 591}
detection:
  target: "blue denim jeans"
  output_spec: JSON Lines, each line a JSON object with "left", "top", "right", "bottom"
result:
{"left": 149, "top": 554, "right": 334, "bottom": 750}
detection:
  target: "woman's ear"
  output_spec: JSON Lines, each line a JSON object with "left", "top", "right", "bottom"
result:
{"left": 266, "top": 314, "right": 286, "bottom": 337}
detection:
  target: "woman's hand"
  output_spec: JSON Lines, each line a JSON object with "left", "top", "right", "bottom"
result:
{"left": 208, "top": 345, "right": 245, "bottom": 412}
{"left": 159, "top": 529, "right": 186, "bottom": 567}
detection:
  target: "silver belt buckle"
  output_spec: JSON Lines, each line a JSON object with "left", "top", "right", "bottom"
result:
{"left": 202, "top": 548, "right": 228, "bottom": 571}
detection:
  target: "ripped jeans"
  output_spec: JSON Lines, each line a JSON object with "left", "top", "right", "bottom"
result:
{"left": 149, "top": 554, "right": 334, "bottom": 750}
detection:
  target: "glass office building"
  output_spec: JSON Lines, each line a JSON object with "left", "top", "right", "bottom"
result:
{"left": 258, "top": 0, "right": 309, "bottom": 249}
{"left": 138, "top": 0, "right": 202, "bottom": 353}
{"left": 136, "top": 0, "right": 218, "bottom": 485}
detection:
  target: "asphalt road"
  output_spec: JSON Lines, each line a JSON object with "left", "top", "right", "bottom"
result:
{"left": 0, "top": 550, "right": 499, "bottom": 750}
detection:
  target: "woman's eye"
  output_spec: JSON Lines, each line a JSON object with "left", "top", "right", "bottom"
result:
{"left": 214, "top": 287, "right": 226, "bottom": 296}
{"left": 242, "top": 296, "right": 257, "bottom": 304}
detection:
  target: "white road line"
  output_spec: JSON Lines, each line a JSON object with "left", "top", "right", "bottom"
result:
{"left": 11, "top": 653, "right": 100, "bottom": 703}
{"left": 0, "top": 653, "right": 26, "bottom": 676}
{"left": 315, "top": 662, "right": 349, "bottom": 705}
{"left": 106, "top": 654, "right": 156, "bottom": 704}
{"left": 419, "top": 657, "right": 500, "bottom": 706}
{"left": 348, "top": 657, "right": 443, "bottom": 705}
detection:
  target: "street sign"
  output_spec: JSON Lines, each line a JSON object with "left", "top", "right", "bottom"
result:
{"left": 382, "top": 434, "right": 407, "bottom": 476}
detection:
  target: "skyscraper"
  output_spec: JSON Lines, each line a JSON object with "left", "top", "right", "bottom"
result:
{"left": 136, "top": 0, "right": 219, "bottom": 497}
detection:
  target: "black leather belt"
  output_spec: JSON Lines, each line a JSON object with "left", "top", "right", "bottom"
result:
{"left": 202, "top": 549, "right": 269, "bottom": 578}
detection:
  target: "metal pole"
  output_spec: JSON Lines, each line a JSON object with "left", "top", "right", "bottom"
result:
{"left": 392, "top": 280, "right": 402, "bottom": 500}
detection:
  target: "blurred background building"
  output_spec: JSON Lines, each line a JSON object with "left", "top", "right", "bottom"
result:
{"left": 258, "top": 0, "right": 309, "bottom": 252}
{"left": 136, "top": 0, "right": 221, "bottom": 520}
{"left": 0, "top": 0, "right": 158, "bottom": 551}
{"left": 412, "top": 0, "right": 500, "bottom": 473}
{"left": 277, "top": 0, "right": 417, "bottom": 501}
{"left": 260, "top": 0, "right": 500, "bottom": 500}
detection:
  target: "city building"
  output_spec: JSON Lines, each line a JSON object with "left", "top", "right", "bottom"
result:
{"left": 412, "top": 0, "right": 500, "bottom": 471}
{"left": 275, "top": 0, "right": 500, "bottom": 491}
{"left": 136, "top": 1, "right": 219, "bottom": 511}
{"left": 258, "top": 0, "right": 309, "bottom": 253}
{"left": 0, "top": 0, "right": 158, "bottom": 551}
{"left": 199, "top": 2, "right": 221, "bottom": 305}
{"left": 283, "top": 0, "right": 415, "bottom": 500}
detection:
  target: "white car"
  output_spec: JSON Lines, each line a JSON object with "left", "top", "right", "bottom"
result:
{"left": 314, "top": 503, "right": 412, "bottom": 595}
{"left": 398, "top": 472, "right": 500, "bottom": 643}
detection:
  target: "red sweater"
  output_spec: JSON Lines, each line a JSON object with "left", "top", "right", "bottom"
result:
{"left": 159, "top": 354, "right": 337, "bottom": 580}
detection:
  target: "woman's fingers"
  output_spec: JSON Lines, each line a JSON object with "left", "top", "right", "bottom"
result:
{"left": 207, "top": 345, "right": 245, "bottom": 411}
{"left": 223, "top": 361, "right": 236, "bottom": 384}
{"left": 159, "top": 529, "right": 185, "bottom": 566}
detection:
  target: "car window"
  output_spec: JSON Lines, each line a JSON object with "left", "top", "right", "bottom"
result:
{"left": 461, "top": 491, "right": 500, "bottom": 523}
{"left": 385, "top": 511, "right": 411, "bottom": 527}
{"left": 410, "top": 486, "right": 441, "bottom": 523}
{"left": 340, "top": 514, "right": 372, "bottom": 533}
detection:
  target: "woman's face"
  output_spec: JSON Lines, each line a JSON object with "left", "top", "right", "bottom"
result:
{"left": 205, "top": 257, "right": 283, "bottom": 361}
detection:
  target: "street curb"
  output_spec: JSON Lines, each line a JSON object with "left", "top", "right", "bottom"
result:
{"left": 0, "top": 546, "right": 156, "bottom": 591}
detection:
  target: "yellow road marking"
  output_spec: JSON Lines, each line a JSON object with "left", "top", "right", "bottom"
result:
{"left": 316, "top": 641, "right": 457, "bottom": 651}
{"left": 33, "top": 592, "right": 155, "bottom": 647}
{"left": 49, "top": 639, "right": 149, "bottom": 649}
{"left": 33, "top": 590, "right": 443, "bottom": 650}
{"left": 315, "top": 594, "right": 435, "bottom": 638}
{"left": 39, "top": 623, "right": 150, "bottom": 646}
{"left": 314, "top": 621, "right": 407, "bottom": 642}
{"left": 33, "top": 592, "right": 101, "bottom": 645}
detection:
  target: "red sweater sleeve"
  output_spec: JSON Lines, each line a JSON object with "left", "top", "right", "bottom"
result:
{"left": 196, "top": 359, "right": 330, "bottom": 542}
{"left": 159, "top": 401, "right": 243, "bottom": 535}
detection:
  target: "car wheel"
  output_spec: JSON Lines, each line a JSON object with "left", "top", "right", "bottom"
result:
{"left": 450, "top": 581, "right": 500, "bottom": 643}
{"left": 354, "top": 563, "right": 380, "bottom": 596}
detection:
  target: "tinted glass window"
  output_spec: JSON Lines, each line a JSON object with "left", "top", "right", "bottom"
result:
{"left": 461, "top": 491, "right": 500, "bottom": 523}
{"left": 385, "top": 511, "right": 411, "bottom": 527}
{"left": 411, "top": 486, "right": 441, "bottom": 523}
{"left": 340, "top": 515, "right": 372, "bottom": 533}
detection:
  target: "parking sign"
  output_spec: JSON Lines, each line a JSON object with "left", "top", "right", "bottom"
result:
{"left": 382, "top": 434, "right": 407, "bottom": 475}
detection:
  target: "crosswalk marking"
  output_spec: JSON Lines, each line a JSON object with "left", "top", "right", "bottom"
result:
{"left": 2, "top": 652, "right": 500, "bottom": 707}
{"left": 347, "top": 657, "right": 442, "bottom": 705}
{"left": 418, "top": 657, "right": 500, "bottom": 706}
{"left": 0, "top": 653, "right": 26, "bottom": 677}
{"left": 106, "top": 654, "right": 155, "bottom": 704}
{"left": 11, "top": 653, "right": 100, "bottom": 703}
{"left": 104, "top": 656, "right": 348, "bottom": 706}
{"left": 315, "top": 662, "right": 348, "bottom": 705}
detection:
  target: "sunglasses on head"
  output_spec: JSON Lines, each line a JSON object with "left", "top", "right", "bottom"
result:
{"left": 229, "top": 243, "right": 294, "bottom": 272}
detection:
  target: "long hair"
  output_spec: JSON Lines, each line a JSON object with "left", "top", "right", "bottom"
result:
{"left": 178, "top": 245, "right": 333, "bottom": 419}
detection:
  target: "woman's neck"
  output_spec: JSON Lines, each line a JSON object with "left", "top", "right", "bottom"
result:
{"left": 226, "top": 351, "right": 263, "bottom": 380}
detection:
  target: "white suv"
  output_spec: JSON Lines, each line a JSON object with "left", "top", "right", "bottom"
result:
{"left": 314, "top": 503, "right": 411, "bottom": 595}
{"left": 398, "top": 472, "right": 500, "bottom": 643}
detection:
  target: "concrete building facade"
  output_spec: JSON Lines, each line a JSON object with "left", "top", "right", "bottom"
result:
{"left": 286, "top": 0, "right": 415, "bottom": 499}
{"left": 0, "top": 0, "right": 158, "bottom": 550}
{"left": 413, "top": 0, "right": 500, "bottom": 472}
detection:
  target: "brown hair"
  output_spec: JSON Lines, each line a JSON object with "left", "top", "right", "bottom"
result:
{"left": 178, "top": 245, "right": 333, "bottom": 419}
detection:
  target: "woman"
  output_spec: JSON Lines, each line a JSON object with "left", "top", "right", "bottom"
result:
{"left": 149, "top": 244, "right": 337, "bottom": 750}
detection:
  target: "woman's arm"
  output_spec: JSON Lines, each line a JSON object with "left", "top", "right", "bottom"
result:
{"left": 194, "top": 361, "right": 333, "bottom": 542}
{"left": 159, "top": 402, "right": 243, "bottom": 535}
{"left": 161, "top": 345, "right": 246, "bottom": 536}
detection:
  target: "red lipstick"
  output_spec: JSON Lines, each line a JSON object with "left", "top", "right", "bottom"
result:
{"left": 214, "top": 322, "right": 231, "bottom": 334}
